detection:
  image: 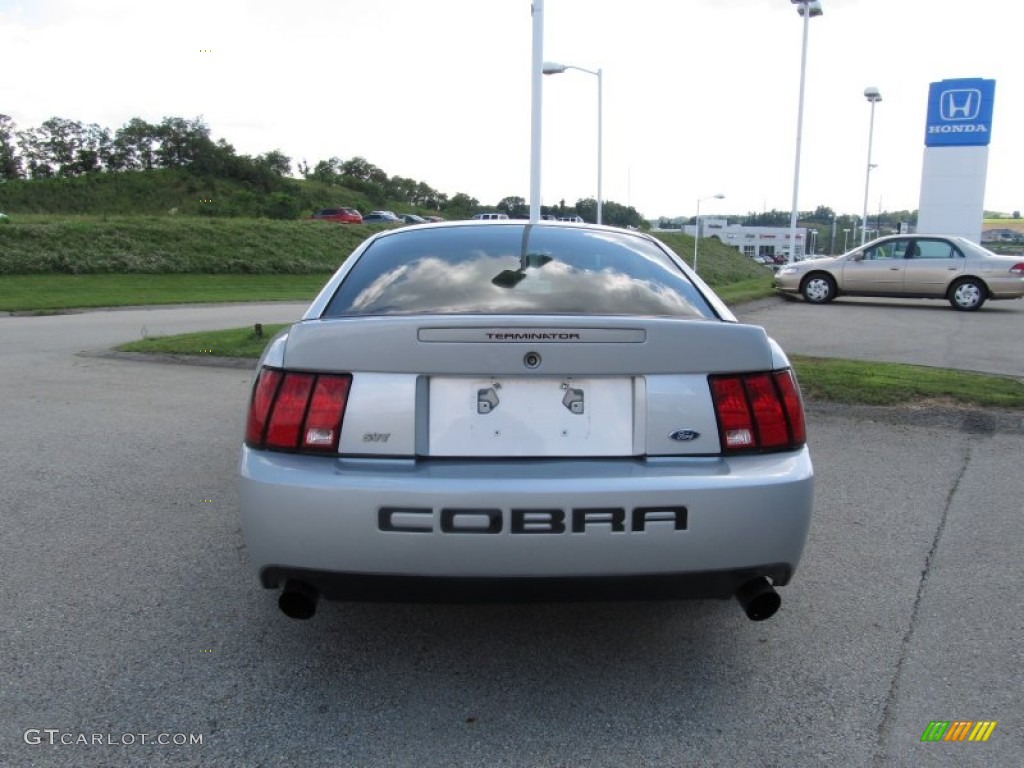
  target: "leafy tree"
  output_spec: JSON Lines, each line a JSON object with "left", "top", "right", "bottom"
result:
{"left": 341, "top": 156, "right": 386, "bottom": 186}
{"left": 443, "top": 192, "right": 479, "bottom": 218}
{"left": 155, "top": 116, "right": 214, "bottom": 168}
{"left": 16, "top": 125, "right": 54, "bottom": 178}
{"left": 575, "top": 198, "right": 597, "bottom": 223}
{"left": 741, "top": 209, "right": 790, "bottom": 227}
{"left": 807, "top": 205, "right": 835, "bottom": 223}
{"left": 111, "top": 117, "right": 160, "bottom": 171}
{"left": 255, "top": 150, "right": 292, "bottom": 177}
{"left": 570, "top": 198, "right": 643, "bottom": 228}
{"left": 386, "top": 175, "right": 419, "bottom": 203}
{"left": 308, "top": 157, "right": 341, "bottom": 184}
{"left": 496, "top": 195, "right": 527, "bottom": 218}
{"left": 39, "top": 117, "right": 86, "bottom": 176}
{"left": 0, "top": 114, "right": 23, "bottom": 180}
{"left": 73, "top": 123, "right": 112, "bottom": 175}
{"left": 414, "top": 181, "right": 442, "bottom": 209}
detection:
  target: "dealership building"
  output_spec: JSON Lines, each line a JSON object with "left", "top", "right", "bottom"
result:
{"left": 684, "top": 219, "right": 808, "bottom": 260}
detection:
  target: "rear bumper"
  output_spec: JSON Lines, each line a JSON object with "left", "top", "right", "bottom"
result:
{"left": 238, "top": 447, "right": 814, "bottom": 598}
{"left": 985, "top": 275, "right": 1024, "bottom": 300}
{"left": 259, "top": 566, "right": 793, "bottom": 602}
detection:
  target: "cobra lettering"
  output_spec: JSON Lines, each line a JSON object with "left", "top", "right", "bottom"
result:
{"left": 378, "top": 506, "right": 687, "bottom": 533}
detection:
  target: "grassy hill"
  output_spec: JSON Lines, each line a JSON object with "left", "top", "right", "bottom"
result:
{"left": 0, "top": 169, "right": 770, "bottom": 312}
{"left": 0, "top": 215, "right": 379, "bottom": 274}
{"left": 0, "top": 214, "right": 766, "bottom": 283}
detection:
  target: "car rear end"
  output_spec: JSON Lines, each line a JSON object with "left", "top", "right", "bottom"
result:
{"left": 239, "top": 223, "right": 814, "bottom": 621}
{"left": 958, "top": 238, "right": 1024, "bottom": 301}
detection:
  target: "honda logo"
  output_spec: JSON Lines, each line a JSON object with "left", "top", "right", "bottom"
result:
{"left": 940, "top": 89, "right": 981, "bottom": 121}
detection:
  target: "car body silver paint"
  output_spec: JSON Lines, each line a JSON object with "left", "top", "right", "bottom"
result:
{"left": 281, "top": 316, "right": 774, "bottom": 377}
{"left": 239, "top": 446, "right": 813, "bottom": 579}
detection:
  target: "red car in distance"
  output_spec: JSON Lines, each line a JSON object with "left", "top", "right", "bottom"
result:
{"left": 308, "top": 208, "right": 363, "bottom": 224}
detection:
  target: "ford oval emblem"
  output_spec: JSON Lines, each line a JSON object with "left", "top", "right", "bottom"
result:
{"left": 669, "top": 429, "right": 701, "bottom": 442}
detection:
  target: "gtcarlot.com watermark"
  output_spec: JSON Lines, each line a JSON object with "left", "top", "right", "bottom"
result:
{"left": 24, "top": 729, "right": 203, "bottom": 747}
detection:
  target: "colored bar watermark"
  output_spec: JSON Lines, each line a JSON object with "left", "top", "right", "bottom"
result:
{"left": 921, "top": 721, "right": 997, "bottom": 743}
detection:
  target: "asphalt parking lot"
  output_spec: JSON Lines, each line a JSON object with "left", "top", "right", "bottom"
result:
{"left": 1, "top": 300, "right": 1021, "bottom": 767}
{"left": 736, "top": 294, "right": 1024, "bottom": 380}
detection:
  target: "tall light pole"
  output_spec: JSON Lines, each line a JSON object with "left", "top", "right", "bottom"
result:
{"left": 842, "top": 227, "right": 851, "bottom": 251}
{"left": 787, "top": 0, "right": 823, "bottom": 263}
{"left": 861, "top": 86, "right": 882, "bottom": 245}
{"left": 693, "top": 193, "right": 725, "bottom": 273}
{"left": 529, "top": 0, "right": 544, "bottom": 223}
{"left": 543, "top": 61, "right": 603, "bottom": 224}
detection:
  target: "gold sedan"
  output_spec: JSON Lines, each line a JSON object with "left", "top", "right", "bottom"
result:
{"left": 774, "top": 235, "right": 1024, "bottom": 311}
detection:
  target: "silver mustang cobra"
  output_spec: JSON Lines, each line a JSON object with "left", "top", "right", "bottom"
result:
{"left": 239, "top": 221, "right": 814, "bottom": 621}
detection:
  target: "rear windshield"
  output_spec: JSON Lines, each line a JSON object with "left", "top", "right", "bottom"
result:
{"left": 323, "top": 225, "right": 715, "bottom": 318}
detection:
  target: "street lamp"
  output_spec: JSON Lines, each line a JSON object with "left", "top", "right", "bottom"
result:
{"left": 693, "top": 193, "right": 725, "bottom": 273}
{"left": 842, "top": 227, "right": 850, "bottom": 252}
{"left": 787, "top": 0, "right": 823, "bottom": 263}
{"left": 529, "top": 0, "right": 545, "bottom": 223}
{"left": 543, "top": 61, "right": 603, "bottom": 224}
{"left": 861, "top": 86, "right": 882, "bottom": 245}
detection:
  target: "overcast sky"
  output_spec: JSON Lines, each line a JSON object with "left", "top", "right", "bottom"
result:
{"left": 1, "top": 0, "right": 1020, "bottom": 220}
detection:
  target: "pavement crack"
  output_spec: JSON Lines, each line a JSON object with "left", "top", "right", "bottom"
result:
{"left": 871, "top": 438, "right": 975, "bottom": 767}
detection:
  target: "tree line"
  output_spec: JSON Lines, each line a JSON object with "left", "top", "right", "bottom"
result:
{"left": 657, "top": 205, "right": 917, "bottom": 231}
{"left": 0, "top": 114, "right": 289, "bottom": 188}
{"left": 0, "top": 114, "right": 642, "bottom": 225}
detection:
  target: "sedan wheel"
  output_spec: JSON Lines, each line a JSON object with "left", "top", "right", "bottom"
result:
{"left": 801, "top": 274, "right": 836, "bottom": 304}
{"left": 949, "top": 278, "right": 987, "bottom": 311}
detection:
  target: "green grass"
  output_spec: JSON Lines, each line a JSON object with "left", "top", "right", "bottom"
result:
{"left": 792, "top": 355, "right": 1024, "bottom": 410}
{"left": 0, "top": 215, "right": 772, "bottom": 311}
{"left": 0, "top": 214, "right": 388, "bottom": 275}
{"left": 119, "top": 323, "right": 291, "bottom": 358}
{"left": 651, "top": 232, "right": 769, "bottom": 286}
{"left": 714, "top": 277, "right": 776, "bottom": 305}
{"left": 0, "top": 274, "right": 326, "bottom": 311}
{"left": 116, "top": 327, "right": 1024, "bottom": 410}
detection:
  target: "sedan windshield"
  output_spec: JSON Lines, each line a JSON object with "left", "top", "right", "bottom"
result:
{"left": 323, "top": 225, "right": 716, "bottom": 318}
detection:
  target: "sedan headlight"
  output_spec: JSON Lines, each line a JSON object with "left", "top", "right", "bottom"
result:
{"left": 778, "top": 267, "right": 799, "bottom": 276}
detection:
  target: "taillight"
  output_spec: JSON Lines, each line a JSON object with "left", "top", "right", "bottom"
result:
{"left": 1010, "top": 263, "right": 1024, "bottom": 276}
{"left": 709, "top": 369, "right": 806, "bottom": 454}
{"left": 245, "top": 368, "right": 351, "bottom": 453}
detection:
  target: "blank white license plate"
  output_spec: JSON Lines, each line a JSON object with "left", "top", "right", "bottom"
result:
{"left": 429, "top": 377, "right": 634, "bottom": 457}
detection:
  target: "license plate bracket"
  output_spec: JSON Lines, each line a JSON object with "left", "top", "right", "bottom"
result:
{"left": 429, "top": 377, "right": 634, "bottom": 457}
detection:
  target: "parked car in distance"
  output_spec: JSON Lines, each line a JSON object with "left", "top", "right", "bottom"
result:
{"left": 423, "top": 216, "right": 445, "bottom": 223}
{"left": 472, "top": 212, "right": 509, "bottom": 220}
{"left": 308, "top": 208, "right": 362, "bottom": 224}
{"left": 774, "top": 234, "right": 1024, "bottom": 311}
{"left": 558, "top": 216, "right": 585, "bottom": 223}
{"left": 239, "top": 221, "right": 814, "bottom": 624}
{"left": 361, "top": 212, "right": 403, "bottom": 224}
{"left": 400, "top": 214, "right": 428, "bottom": 225}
